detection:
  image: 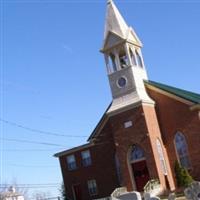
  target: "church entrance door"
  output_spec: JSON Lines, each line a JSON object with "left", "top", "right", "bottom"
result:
{"left": 131, "top": 159, "right": 150, "bottom": 191}
{"left": 129, "top": 145, "right": 150, "bottom": 192}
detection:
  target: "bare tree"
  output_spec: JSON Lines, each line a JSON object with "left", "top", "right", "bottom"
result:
{"left": 0, "top": 180, "right": 29, "bottom": 200}
{"left": 32, "top": 190, "right": 51, "bottom": 200}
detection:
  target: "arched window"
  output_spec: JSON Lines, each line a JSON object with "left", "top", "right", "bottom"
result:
{"left": 174, "top": 132, "right": 191, "bottom": 169}
{"left": 130, "top": 145, "right": 145, "bottom": 162}
{"left": 108, "top": 53, "right": 117, "bottom": 73}
{"left": 135, "top": 50, "right": 143, "bottom": 68}
{"left": 129, "top": 48, "right": 136, "bottom": 66}
{"left": 119, "top": 47, "right": 129, "bottom": 69}
{"left": 156, "top": 139, "right": 167, "bottom": 175}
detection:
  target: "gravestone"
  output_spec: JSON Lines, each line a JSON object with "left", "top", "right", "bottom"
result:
{"left": 144, "top": 192, "right": 160, "bottom": 200}
{"left": 117, "top": 191, "right": 141, "bottom": 200}
{"left": 168, "top": 192, "right": 176, "bottom": 200}
{"left": 150, "top": 197, "right": 160, "bottom": 200}
{"left": 184, "top": 181, "right": 200, "bottom": 200}
{"left": 144, "top": 192, "right": 151, "bottom": 200}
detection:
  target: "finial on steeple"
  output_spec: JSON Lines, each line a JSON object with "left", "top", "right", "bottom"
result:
{"left": 104, "top": 0, "right": 128, "bottom": 39}
{"left": 103, "top": 0, "right": 142, "bottom": 47}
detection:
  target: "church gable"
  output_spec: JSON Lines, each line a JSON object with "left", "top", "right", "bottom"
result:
{"left": 145, "top": 80, "right": 200, "bottom": 106}
{"left": 103, "top": 31, "right": 125, "bottom": 51}
{"left": 88, "top": 80, "right": 200, "bottom": 142}
{"left": 54, "top": 1, "right": 200, "bottom": 199}
{"left": 126, "top": 28, "right": 142, "bottom": 47}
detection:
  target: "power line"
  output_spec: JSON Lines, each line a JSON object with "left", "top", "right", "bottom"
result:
{"left": 0, "top": 118, "right": 87, "bottom": 138}
{"left": 0, "top": 183, "right": 60, "bottom": 189}
{"left": 7, "top": 164, "right": 57, "bottom": 168}
{"left": 2, "top": 148, "right": 59, "bottom": 152}
{"left": 0, "top": 183, "right": 60, "bottom": 186}
{"left": 0, "top": 185, "right": 59, "bottom": 189}
{"left": 0, "top": 137, "right": 66, "bottom": 147}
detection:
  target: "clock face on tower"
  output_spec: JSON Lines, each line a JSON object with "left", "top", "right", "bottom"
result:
{"left": 117, "top": 76, "right": 127, "bottom": 88}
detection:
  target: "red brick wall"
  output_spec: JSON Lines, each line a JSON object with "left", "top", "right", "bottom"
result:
{"left": 59, "top": 87, "right": 200, "bottom": 200}
{"left": 109, "top": 105, "right": 167, "bottom": 191}
{"left": 59, "top": 122, "right": 119, "bottom": 200}
{"left": 146, "top": 87, "right": 200, "bottom": 183}
{"left": 142, "top": 104, "right": 175, "bottom": 191}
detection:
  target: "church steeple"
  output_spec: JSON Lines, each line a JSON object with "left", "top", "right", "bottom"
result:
{"left": 104, "top": 0, "right": 129, "bottom": 39}
{"left": 101, "top": 0, "right": 154, "bottom": 114}
{"left": 102, "top": 0, "right": 142, "bottom": 52}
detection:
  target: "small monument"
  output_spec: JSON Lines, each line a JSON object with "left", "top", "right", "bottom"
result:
{"left": 168, "top": 192, "right": 176, "bottom": 200}
{"left": 184, "top": 181, "right": 200, "bottom": 200}
{"left": 118, "top": 191, "right": 142, "bottom": 200}
{"left": 144, "top": 191, "right": 161, "bottom": 200}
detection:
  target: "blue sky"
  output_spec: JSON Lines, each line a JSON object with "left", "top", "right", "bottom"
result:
{"left": 1, "top": 0, "right": 200, "bottom": 198}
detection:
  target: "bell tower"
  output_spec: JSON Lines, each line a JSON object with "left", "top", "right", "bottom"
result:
{"left": 101, "top": 0, "right": 154, "bottom": 114}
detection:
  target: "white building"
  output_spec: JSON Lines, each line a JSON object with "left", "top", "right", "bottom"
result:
{"left": 0, "top": 186, "right": 24, "bottom": 200}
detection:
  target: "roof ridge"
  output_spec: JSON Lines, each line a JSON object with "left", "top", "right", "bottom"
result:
{"left": 145, "top": 80, "right": 200, "bottom": 104}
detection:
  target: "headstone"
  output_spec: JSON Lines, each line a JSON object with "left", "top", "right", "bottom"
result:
{"left": 143, "top": 192, "right": 161, "bottom": 200}
{"left": 184, "top": 187, "right": 194, "bottom": 200}
{"left": 197, "top": 193, "right": 200, "bottom": 200}
{"left": 144, "top": 192, "right": 151, "bottom": 200}
{"left": 118, "top": 191, "right": 141, "bottom": 200}
{"left": 168, "top": 193, "right": 176, "bottom": 200}
{"left": 150, "top": 197, "right": 160, "bottom": 200}
{"left": 184, "top": 181, "right": 200, "bottom": 200}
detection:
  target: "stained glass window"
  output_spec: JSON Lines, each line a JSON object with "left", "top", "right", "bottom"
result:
{"left": 130, "top": 145, "right": 145, "bottom": 162}
{"left": 174, "top": 132, "right": 191, "bottom": 169}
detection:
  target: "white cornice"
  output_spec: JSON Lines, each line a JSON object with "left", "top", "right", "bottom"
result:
{"left": 145, "top": 84, "right": 194, "bottom": 106}
{"left": 54, "top": 143, "right": 94, "bottom": 157}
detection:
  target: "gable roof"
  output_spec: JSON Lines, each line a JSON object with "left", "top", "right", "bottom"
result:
{"left": 54, "top": 80, "right": 200, "bottom": 156}
{"left": 87, "top": 103, "right": 112, "bottom": 141}
{"left": 88, "top": 80, "right": 200, "bottom": 141}
{"left": 145, "top": 80, "right": 200, "bottom": 104}
{"left": 54, "top": 143, "right": 93, "bottom": 157}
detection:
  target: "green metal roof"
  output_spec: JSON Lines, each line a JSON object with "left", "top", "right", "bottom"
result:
{"left": 145, "top": 80, "right": 200, "bottom": 104}
{"left": 88, "top": 80, "right": 200, "bottom": 142}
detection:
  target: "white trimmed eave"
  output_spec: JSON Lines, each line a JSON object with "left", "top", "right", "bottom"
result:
{"left": 145, "top": 84, "right": 195, "bottom": 106}
{"left": 190, "top": 104, "right": 200, "bottom": 111}
{"left": 101, "top": 30, "right": 126, "bottom": 52}
{"left": 88, "top": 100, "right": 155, "bottom": 142}
{"left": 88, "top": 114, "right": 109, "bottom": 142}
{"left": 127, "top": 27, "right": 143, "bottom": 47}
{"left": 54, "top": 143, "right": 94, "bottom": 157}
{"left": 100, "top": 40, "right": 125, "bottom": 53}
{"left": 101, "top": 30, "right": 142, "bottom": 53}
{"left": 126, "top": 39, "right": 142, "bottom": 48}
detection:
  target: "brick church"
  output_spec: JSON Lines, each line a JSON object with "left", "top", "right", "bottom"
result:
{"left": 54, "top": 1, "right": 200, "bottom": 200}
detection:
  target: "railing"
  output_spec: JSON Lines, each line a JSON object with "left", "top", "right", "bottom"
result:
{"left": 111, "top": 187, "right": 127, "bottom": 198}
{"left": 143, "top": 179, "right": 160, "bottom": 194}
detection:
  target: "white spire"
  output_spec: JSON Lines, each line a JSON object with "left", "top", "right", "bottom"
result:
{"left": 104, "top": 0, "right": 129, "bottom": 39}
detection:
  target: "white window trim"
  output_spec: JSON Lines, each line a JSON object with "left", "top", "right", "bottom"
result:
{"left": 87, "top": 179, "right": 98, "bottom": 196}
{"left": 67, "top": 154, "right": 77, "bottom": 171}
{"left": 81, "top": 150, "right": 92, "bottom": 167}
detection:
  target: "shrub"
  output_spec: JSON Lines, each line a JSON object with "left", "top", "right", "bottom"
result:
{"left": 174, "top": 161, "right": 193, "bottom": 187}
